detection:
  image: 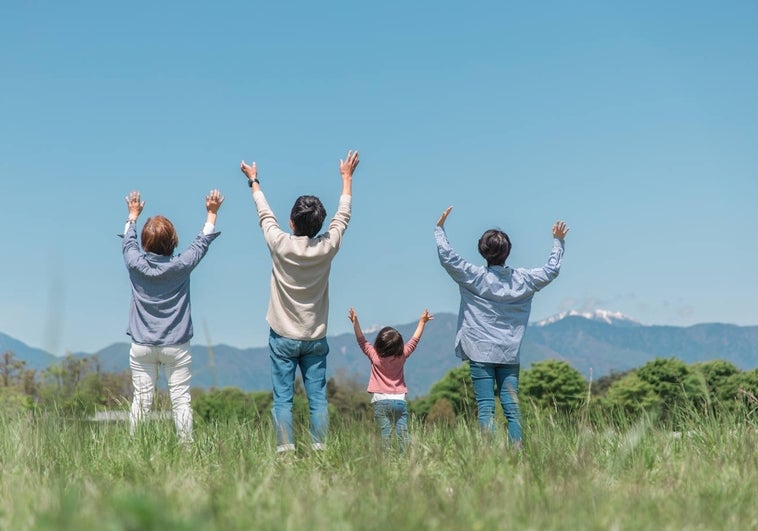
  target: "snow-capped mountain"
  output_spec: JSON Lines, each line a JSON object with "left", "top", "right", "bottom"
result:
{"left": 533, "top": 309, "right": 641, "bottom": 327}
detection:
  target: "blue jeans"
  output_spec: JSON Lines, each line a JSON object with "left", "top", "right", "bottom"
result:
{"left": 469, "top": 361, "right": 522, "bottom": 443}
{"left": 373, "top": 399, "right": 409, "bottom": 450}
{"left": 269, "top": 329, "right": 329, "bottom": 449}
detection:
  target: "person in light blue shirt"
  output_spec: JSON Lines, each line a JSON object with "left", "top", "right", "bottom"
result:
{"left": 435, "top": 206, "right": 569, "bottom": 448}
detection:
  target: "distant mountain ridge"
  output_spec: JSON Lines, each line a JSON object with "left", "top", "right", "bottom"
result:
{"left": 3, "top": 310, "right": 757, "bottom": 396}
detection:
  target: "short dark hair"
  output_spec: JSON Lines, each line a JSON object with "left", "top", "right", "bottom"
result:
{"left": 374, "top": 327, "right": 404, "bottom": 358}
{"left": 290, "top": 195, "right": 327, "bottom": 238}
{"left": 478, "top": 229, "right": 511, "bottom": 266}
{"left": 141, "top": 215, "right": 179, "bottom": 256}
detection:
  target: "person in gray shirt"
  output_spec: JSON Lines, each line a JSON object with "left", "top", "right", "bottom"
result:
{"left": 435, "top": 206, "right": 569, "bottom": 449}
{"left": 122, "top": 189, "right": 223, "bottom": 443}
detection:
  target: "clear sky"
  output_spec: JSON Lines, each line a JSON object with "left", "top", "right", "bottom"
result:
{"left": 1, "top": 1, "right": 757, "bottom": 355}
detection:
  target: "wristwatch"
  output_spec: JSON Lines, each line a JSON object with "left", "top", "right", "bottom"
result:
{"left": 247, "top": 178, "right": 260, "bottom": 187}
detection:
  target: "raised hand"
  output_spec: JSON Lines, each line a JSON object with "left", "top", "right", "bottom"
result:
{"left": 348, "top": 307, "right": 358, "bottom": 324}
{"left": 436, "top": 206, "right": 453, "bottom": 227}
{"left": 552, "top": 220, "right": 570, "bottom": 239}
{"left": 420, "top": 309, "right": 434, "bottom": 323}
{"left": 206, "top": 189, "right": 225, "bottom": 213}
{"left": 340, "top": 150, "right": 360, "bottom": 179}
{"left": 125, "top": 191, "right": 145, "bottom": 221}
{"left": 240, "top": 160, "right": 257, "bottom": 181}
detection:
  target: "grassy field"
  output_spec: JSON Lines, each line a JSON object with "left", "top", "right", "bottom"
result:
{"left": 0, "top": 409, "right": 756, "bottom": 530}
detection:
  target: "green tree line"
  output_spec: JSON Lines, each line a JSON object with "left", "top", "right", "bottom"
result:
{"left": 1, "top": 350, "right": 756, "bottom": 428}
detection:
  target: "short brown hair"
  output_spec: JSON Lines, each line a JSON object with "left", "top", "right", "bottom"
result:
{"left": 141, "top": 215, "right": 178, "bottom": 256}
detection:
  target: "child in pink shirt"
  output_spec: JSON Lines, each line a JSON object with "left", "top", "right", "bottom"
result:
{"left": 348, "top": 308, "right": 433, "bottom": 450}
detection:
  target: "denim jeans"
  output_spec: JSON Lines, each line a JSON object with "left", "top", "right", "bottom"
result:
{"left": 129, "top": 341, "right": 193, "bottom": 443}
{"left": 469, "top": 361, "right": 522, "bottom": 443}
{"left": 373, "top": 399, "right": 409, "bottom": 451}
{"left": 269, "top": 329, "right": 329, "bottom": 451}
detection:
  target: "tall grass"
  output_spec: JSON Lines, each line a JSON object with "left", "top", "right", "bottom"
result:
{"left": 0, "top": 408, "right": 756, "bottom": 530}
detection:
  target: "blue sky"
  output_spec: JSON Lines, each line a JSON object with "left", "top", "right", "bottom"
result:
{"left": 1, "top": 1, "right": 757, "bottom": 355}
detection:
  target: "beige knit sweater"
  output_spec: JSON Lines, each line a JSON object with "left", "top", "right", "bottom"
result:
{"left": 253, "top": 191, "right": 352, "bottom": 341}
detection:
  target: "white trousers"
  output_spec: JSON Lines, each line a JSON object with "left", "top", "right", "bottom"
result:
{"left": 129, "top": 342, "right": 193, "bottom": 443}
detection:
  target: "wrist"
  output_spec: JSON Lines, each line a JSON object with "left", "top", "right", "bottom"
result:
{"left": 247, "top": 177, "right": 260, "bottom": 187}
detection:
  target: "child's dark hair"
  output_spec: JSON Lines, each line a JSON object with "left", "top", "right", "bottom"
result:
{"left": 290, "top": 195, "right": 327, "bottom": 238}
{"left": 374, "top": 326, "right": 404, "bottom": 358}
{"left": 478, "top": 229, "right": 511, "bottom": 267}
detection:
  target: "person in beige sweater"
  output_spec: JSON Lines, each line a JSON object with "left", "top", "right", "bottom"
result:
{"left": 241, "top": 151, "right": 359, "bottom": 453}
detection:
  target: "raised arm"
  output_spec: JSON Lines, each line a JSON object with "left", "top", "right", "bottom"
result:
{"left": 122, "top": 191, "right": 145, "bottom": 267}
{"left": 434, "top": 206, "right": 482, "bottom": 286}
{"left": 205, "top": 189, "right": 224, "bottom": 228}
{"left": 126, "top": 190, "right": 144, "bottom": 223}
{"left": 339, "top": 150, "right": 359, "bottom": 197}
{"left": 240, "top": 160, "right": 261, "bottom": 194}
{"left": 241, "top": 158, "right": 288, "bottom": 245}
{"left": 411, "top": 309, "right": 434, "bottom": 340}
{"left": 349, "top": 307, "right": 380, "bottom": 361}
{"left": 348, "top": 307, "right": 365, "bottom": 341}
{"left": 523, "top": 220, "right": 569, "bottom": 291}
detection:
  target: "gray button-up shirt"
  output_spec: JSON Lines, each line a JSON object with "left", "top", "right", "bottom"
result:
{"left": 122, "top": 223, "right": 220, "bottom": 346}
{"left": 435, "top": 226, "right": 564, "bottom": 365}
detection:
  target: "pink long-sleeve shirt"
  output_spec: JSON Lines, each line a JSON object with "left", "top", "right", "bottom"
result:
{"left": 357, "top": 336, "right": 419, "bottom": 395}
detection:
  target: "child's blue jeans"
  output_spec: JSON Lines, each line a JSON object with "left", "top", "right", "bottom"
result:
{"left": 373, "top": 399, "right": 409, "bottom": 450}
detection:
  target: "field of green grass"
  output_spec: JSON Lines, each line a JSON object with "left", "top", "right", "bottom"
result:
{"left": 1, "top": 410, "right": 756, "bottom": 530}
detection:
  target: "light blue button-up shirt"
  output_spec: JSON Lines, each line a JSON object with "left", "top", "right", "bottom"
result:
{"left": 435, "top": 226, "right": 564, "bottom": 365}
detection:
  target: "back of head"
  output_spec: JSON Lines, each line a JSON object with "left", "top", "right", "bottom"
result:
{"left": 141, "top": 215, "right": 179, "bottom": 256}
{"left": 290, "top": 195, "right": 326, "bottom": 238}
{"left": 478, "top": 229, "right": 511, "bottom": 267}
{"left": 374, "top": 327, "right": 404, "bottom": 358}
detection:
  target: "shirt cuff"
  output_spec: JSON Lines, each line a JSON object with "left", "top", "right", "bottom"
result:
{"left": 203, "top": 222, "right": 215, "bottom": 235}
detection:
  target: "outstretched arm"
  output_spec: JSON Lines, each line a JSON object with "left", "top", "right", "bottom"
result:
{"left": 349, "top": 307, "right": 379, "bottom": 361}
{"left": 434, "top": 206, "right": 482, "bottom": 286}
{"left": 126, "top": 191, "right": 145, "bottom": 223}
{"left": 524, "top": 220, "right": 569, "bottom": 291}
{"left": 339, "top": 150, "right": 359, "bottom": 197}
{"left": 240, "top": 160, "right": 261, "bottom": 194}
{"left": 241, "top": 158, "right": 287, "bottom": 245}
{"left": 411, "top": 309, "right": 434, "bottom": 340}
{"left": 348, "top": 307, "right": 365, "bottom": 341}
{"left": 205, "top": 189, "right": 224, "bottom": 229}
{"left": 122, "top": 191, "right": 145, "bottom": 267}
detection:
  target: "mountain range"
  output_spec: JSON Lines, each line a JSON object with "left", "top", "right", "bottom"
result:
{"left": 2, "top": 310, "right": 757, "bottom": 397}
